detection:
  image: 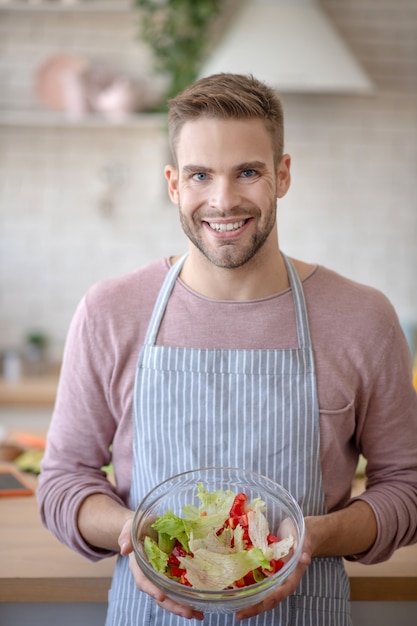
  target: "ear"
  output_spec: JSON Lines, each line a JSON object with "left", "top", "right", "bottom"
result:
{"left": 276, "top": 154, "right": 291, "bottom": 198}
{"left": 164, "top": 164, "right": 179, "bottom": 205}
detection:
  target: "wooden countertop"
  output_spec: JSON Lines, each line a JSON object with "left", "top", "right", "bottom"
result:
{"left": 1, "top": 472, "right": 416, "bottom": 604}
{"left": 0, "top": 370, "right": 60, "bottom": 408}
{"left": 0, "top": 468, "right": 116, "bottom": 603}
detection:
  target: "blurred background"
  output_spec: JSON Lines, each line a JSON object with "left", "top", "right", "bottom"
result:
{"left": 0, "top": 4, "right": 416, "bottom": 624}
{"left": 0, "top": 0, "right": 416, "bottom": 375}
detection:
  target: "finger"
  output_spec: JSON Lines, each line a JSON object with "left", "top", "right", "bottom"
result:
{"left": 127, "top": 553, "right": 204, "bottom": 620}
{"left": 235, "top": 553, "right": 310, "bottom": 622}
{"left": 235, "top": 580, "right": 289, "bottom": 621}
{"left": 155, "top": 596, "right": 204, "bottom": 621}
{"left": 128, "top": 553, "right": 166, "bottom": 602}
{"left": 118, "top": 518, "right": 134, "bottom": 554}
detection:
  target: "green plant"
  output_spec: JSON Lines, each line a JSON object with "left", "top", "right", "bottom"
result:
{"left": 135, "top": 0, "right": 223, "bottom": 106}
{"left": 26, "top": 332, "right": 48, "bottom": 350}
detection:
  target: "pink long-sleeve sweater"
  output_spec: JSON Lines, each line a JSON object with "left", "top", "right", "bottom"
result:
{"left": 37, "top": 257, "right": 417, "bottom": 564}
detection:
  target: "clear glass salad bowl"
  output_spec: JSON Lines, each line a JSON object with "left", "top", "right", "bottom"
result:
{"left": 131, "top": 467, "right": 305, "bottom": 614}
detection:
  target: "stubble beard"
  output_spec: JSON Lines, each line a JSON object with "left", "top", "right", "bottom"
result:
{"left": 178, "top": 201, "right": 277, "bottom": 269}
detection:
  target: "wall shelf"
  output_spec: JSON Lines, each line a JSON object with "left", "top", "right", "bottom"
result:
{"left": 0, "top": 1, "right": 135, "bottom": 13}
{"left": 0, "top": 109, "right": 166, "bottom": 129}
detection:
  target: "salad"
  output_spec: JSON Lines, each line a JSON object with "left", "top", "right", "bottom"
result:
{"left": 143, "top": 483, "right": 294, "bottom": 591}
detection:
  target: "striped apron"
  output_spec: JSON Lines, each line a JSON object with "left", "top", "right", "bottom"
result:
{"left": 105, "top": 254, "right": 351, "bottom": 626}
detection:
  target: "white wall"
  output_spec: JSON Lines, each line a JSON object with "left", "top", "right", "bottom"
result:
{"left": 0, "top": 122, "right": 187, "bottom": 359}
{"left": 279, "top": 90, "right": 417, "bottom": 322}
{"left": 0, "top": 0, "right": 416, "bottom": 360}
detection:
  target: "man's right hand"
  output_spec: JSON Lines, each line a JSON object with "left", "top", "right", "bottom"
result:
{"left": 118, "top": 518, "right": 204, "bottom": 621}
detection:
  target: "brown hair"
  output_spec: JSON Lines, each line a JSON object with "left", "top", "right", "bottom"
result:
{"left": 167, "top": 73, "right": 285, "bottom": 166}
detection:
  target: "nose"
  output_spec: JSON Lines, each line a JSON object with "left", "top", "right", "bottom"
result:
{"left": 208, "top": 177, "right": 240, "bottom": 212}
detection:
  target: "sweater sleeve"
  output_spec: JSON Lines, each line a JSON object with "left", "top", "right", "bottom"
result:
{"left": 346, "top": 317, "right": 417, "bottom": 564}
{"left": 37, "top": 292, "right": 127, "bottom": 562}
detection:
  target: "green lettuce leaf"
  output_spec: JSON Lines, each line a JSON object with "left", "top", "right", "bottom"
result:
{"left": 178, "top": 546, "right": 271, "bottom": 591}
{"left": 143, "top": 536, "right": 169, "bottom": 574}
{"left": 182, "top": 483, "right": 235, "bottom": 518}
{"left": 151, "top": 484, "right": 235, "bottom": 550}
{"left": 152, "top": 510, "right": 191, "bottom": 550}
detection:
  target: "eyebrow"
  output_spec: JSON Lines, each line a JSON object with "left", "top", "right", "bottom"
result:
{"left": 235, "top": 161, "right": 267, "bottom": 172}
{"left": 182, "top": 164, "right": 214, "bottom": 174}
{"left": 181, "top": 161, "right": 267, "bottom": 174}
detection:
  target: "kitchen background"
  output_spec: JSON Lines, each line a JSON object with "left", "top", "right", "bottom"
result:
{"left": 0, "top": 3, "right": 416, "bottom": 625}
{"left": 0, "top": 0, "right": 416, "bottom": 366}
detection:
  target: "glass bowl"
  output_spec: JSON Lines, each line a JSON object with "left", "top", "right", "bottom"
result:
{"left": 131, "top": 467, "right": 304, "bottom": 614}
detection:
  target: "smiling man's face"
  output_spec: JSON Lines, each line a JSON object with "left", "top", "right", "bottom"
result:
{"left": 165, "top": 117, "right": 290, "bottom": 269}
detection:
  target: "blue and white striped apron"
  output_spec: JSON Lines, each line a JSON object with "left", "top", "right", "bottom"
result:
{"left": 105, "top": 254, "right": 351, "bottom": 626}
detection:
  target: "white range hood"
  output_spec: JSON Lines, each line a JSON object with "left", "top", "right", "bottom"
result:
{"left": 200, "top": 0, "right": 373, "bottom": 94}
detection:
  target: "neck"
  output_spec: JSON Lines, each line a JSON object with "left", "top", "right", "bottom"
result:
{"left": 178, "top": 244, "right": 290, "bottom": 301}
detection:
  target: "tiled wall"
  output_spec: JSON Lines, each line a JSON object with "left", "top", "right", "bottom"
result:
{"left": 0, "top": 0, "right": 416, "bottom": 360}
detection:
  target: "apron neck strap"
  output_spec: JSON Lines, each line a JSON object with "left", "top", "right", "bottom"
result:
{"left": 144, "top": 252, "right": 312, "bottom": 349}
{"left": 282, "top": 254, "right": 312, "bottom": 349}
{"left": 144, "top": 254, "right": 188, "bottom": 346}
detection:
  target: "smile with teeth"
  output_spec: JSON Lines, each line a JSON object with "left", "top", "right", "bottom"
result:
{"left": 208, "top": 219, "right": 246, "bottom": 232}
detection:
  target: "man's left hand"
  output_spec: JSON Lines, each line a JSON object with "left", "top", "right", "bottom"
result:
{"left": 235, "top": 538, "right": 312, "bottom": 622}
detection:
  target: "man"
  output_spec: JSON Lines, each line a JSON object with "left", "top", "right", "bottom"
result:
{"left": 38, "top": 73, "right": 417, "bottom": 625}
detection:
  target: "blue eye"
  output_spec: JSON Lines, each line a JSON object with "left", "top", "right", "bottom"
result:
{"left": 193, "top": 172, "right": 207, "bottom": 181}
{"left": 242, "top": 169, "right": 256, "bottom": 177}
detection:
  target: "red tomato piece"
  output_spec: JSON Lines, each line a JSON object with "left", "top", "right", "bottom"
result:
{"left": 170, "top": 565, "right": 185, "bottom": 578}
{"left": 262, "top": 558, "right": 284, "bottom": 576}
{"left": 172, "top": 544, "right": 189, "bottom": 558}
{"left": 229, "top": 493, "right": 248, "bottom": 518}
{"left": 168, "top": 554, "right": 180, "bottom": 565}
{"left": 180, "top": 573, "right": 191, "bottom": 586}
{"left": 226, "top": 512, "right": 249, "bottom": 530}
{"left": 239, "top": 513, "right": 249, "bottom": 528}
{"left": 243, "top": 571, "right": 256, "bottom": 586}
